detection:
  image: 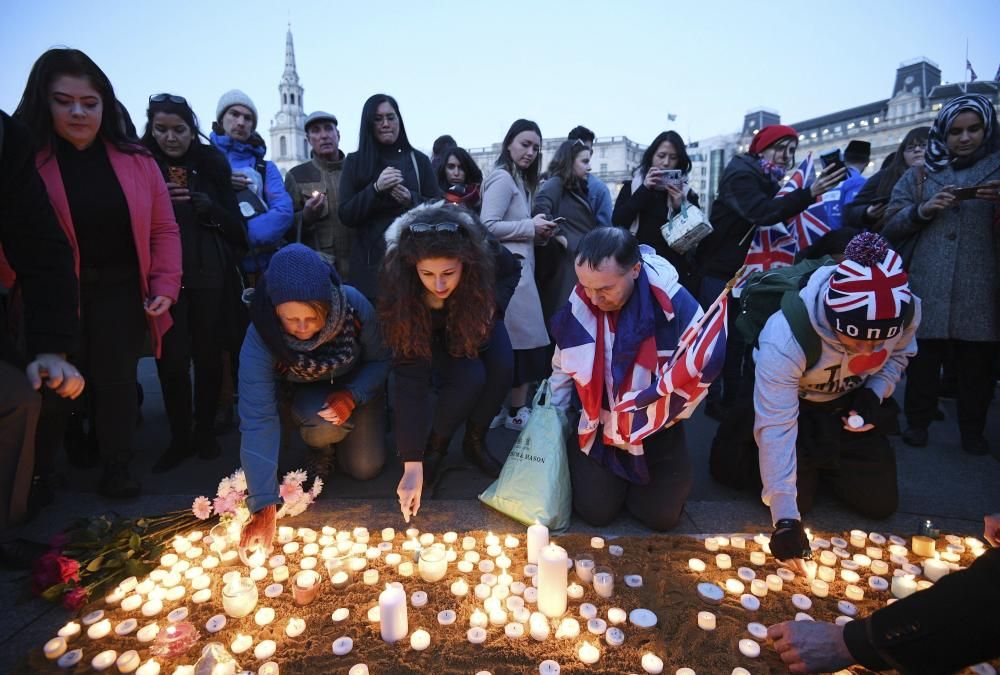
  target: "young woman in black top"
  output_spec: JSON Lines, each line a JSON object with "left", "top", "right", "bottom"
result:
{"left": 140, "top": 94, "right": 247, "bottom": 472}
{"left": 436, "top": 146, "right": 483, "bottom": 213}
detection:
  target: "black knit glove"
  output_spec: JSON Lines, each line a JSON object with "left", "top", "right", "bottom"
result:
{"left": 770, "top": 519, "right": 813, "bottom": 562}
{"left": 190, "top": 191, "right": 213, "bottom": 219}
{"left": 852, "top": 387, "right": 882, "bottom": 428}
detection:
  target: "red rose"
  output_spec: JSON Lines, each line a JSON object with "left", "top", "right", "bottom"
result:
{"left": 31, "top": 552, "right": 80, "bottom": 595}
{"left": 62, "top": 587, "right": 87, "bottom": 612}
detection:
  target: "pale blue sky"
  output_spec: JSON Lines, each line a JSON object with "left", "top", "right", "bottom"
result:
{"left": 3, "top": 0, "right": 998, "bottom": 157}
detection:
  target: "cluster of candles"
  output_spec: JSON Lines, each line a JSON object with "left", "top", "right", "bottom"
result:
{"left": 687, "top": 528, "right": 986, "bottom": 659}
{"left": 40, "top": 519, "right": 985, "bottom": 674}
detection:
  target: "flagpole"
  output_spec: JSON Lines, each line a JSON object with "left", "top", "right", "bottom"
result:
{"left": 964, "top": 39, "right": 969, "bottom": 93}
{"left": 667, "top": 267, "right": 745, "bottom": 366}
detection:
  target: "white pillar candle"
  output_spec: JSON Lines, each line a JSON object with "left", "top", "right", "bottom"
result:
{"left": 577, "top": 641, "right": 600, "bottom": 664}
{"left": 529, "top": 612, "right": 550, "bottom": 640}
{"left": 715, "top": 554, "right": 732, "bottom": 569}
{"left": 640, "top": 652, "right": 663, "bottom": 673}
{"left": 378, "top": 584, "right": 408, "bottom": 643}
{"left": 688, "top": 558, "right": 706, "bottom": 572}
{"left": 593, "top": 570, "right": 614, "bottom": 598}
{"left": 697, "top": 611, "right": 716, "bottom": 630}
{"left": 537, "top": 544, "right": 568, "bottom": 618}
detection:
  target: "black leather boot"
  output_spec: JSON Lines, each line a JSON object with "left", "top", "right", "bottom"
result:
{"left": 462, "top": 426, "right": 502, "bottom": 478}
{"left": 152, "top": 436, "right": 194, "bottom": 474}
{"left": 98, "top": 461, "right": 141, "bottom": 499}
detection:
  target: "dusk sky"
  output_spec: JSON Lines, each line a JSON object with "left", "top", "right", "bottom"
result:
{"left": 3, "top": 0, "right": 999, "bottom": 156}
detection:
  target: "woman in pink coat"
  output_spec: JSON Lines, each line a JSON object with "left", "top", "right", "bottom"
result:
{"left": 14, "top": 49, "right": 181, "bottom": 498}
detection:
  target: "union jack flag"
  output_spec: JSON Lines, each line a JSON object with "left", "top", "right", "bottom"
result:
{"left": 735, "top": 154, "right": 831, "bottom": 291}
{"left": 550, "top": 247, "right": 725, "bottom": 484}
{"left": 826, "top": 248, "right": 911, "bottom": 320}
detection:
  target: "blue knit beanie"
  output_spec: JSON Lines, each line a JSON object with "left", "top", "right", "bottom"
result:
{"left": 265, "top": 244, "right": 335, "bottom": 306}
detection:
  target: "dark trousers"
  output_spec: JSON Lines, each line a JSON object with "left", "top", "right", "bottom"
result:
{"left": 568, "top": 424, "right": 692, "bottom": 531}
{"left": 699, "top": 275, "right": 752, "bottom": 406}
{"left": 289, "top": 383, "right": 385, "bottom": 480}
{"left": 905, "top": 338, "right": 998, "bottom": 442}
{"left": 78, "top": 276, "right": 147, "bottom": 464}
{"left": 393, "top": 321, "right": 513, "bottom": 459}
{"left": 156, "top": 287, "right": 224, "bottom": 442}
{"left": 0, "top": 362, "right": 41, "bottom": 527}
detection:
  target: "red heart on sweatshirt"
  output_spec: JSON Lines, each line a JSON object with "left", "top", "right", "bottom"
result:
{"left": 848, "top": 350, "right": 888, "bottom": 374}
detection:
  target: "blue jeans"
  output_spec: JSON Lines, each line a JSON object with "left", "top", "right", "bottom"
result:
{"left": 289, "top": 383, "right": 386, "bottom": 480}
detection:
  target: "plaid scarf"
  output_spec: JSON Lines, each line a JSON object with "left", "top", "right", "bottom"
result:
{"left": 281, "top": 289, "right": 361, "bottom": 381}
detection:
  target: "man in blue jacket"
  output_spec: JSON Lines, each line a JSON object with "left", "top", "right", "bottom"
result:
{"left": 211, "top": 90, "right": 294, "bottom": 275}
{"left": 823, "top": 140, "right": 871, "bottom": 230}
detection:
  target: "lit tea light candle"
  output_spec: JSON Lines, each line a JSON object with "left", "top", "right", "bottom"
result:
{"left": 135, "top": 658, "right": 160, "bottom": 675}
{"left": 529, "top": 612, "right": 550, "bottom": 641}
{"left": 590, "top": 536, "right": 605, "bottom": 549}
{"left": 892, "top": 574, "right": 917, "bottom": 598}
{"left": 136, "top": 623, "right": 160, "bottom": 643}
{"left": 254, "top": 639, "right": 276, "bottom": 660}
{"left": 507, "top": 595, "right": 525, "bottom": 611}
{"left": 818, "top": 565, "right": 836, "bottom": 583}
{"left": 486, "top": 544, "right": 502, "bottom": 558}
{"left": 44, "top": 637, "right": 67, "bottom": 660}
{"left": 731, "top": 536, "right": 746, "bottom": 549}
{"left": 871, "top": 560, "right": 890, "bottom": 576}
{"left": 605, "top": 626, "right": 624, "bottom": 646}
{"left": 493, "top": 584, "right": 511, "bottom": 600}
{"left": 141, "top": 599, "right": 163, "bottom": 618}
{"left": 161, "top": 553, "right": 179, "bottom": 567}
{"left": 113, "top": 618, "right": 137, "bottom": 637}
{"left": 285, "top": 617, "right": 306, "bottom": 638}
{"left": 917, "top": 580, "right": 934, "bottom": 591}
{"left": 866, "top": 546, "right": 883, "bottom": 560}
{"left": 451, "top": 579, "right": 469, "bottom": 597}
{"left": 480, "top": 560, "right": 496, "bottom": 574}
{"left": 192, "top": 588, "right": 211, "bottom": 604}
{"left": 489, "top": 609, "right": 508, "bottom": 626}
{"left": 465, "top": 551, "right": 481, "bottom": 564}
{"left": 740, "top": 594, "right": 760, "bottom": 611}
{"left": 556, "top": 617, "right": 581, "bottom": 639}
{"left": 912, "top": 535, "right": 935, "bottom": 558}
{"left": 230, "top": 633, "right": 253, "bottom": 655}
{"left": 749, "top": 551, "right": 767, "bottom": 566}
{"left": 765, "top": 574, "right": 783, "bottom": 592}
{"left": 255, "top": 607, "right": 276, "bottom": 626}
{"left": 577, "top": 641, "right": 600, "bottom": 664}
{"left": 496, "top": 555, "right": 512, "bottom": 571}
{"left": 697, "top": 611, "right": 716, "bottom": 631}
{"left": 166, "top": 607, "right": 188, "bottom": 623}
{"left": 845, "top": 584, "right": 865, "bottom": 601}
{"left": 748, "top": 622, "right": 768, "bottom": 639}
{"left": 810, "top": 579, "right": 829, "bottom": 598}
{"left": 462, "top": 536, "right": 477, "bottom": 551}
{"left": 849, "top": 530, "right": 867, "bottom": 548}
{"left": 841, "top": 569, "right": 860, "bottom": 584}
{"left": 475, "top": 583, "right": 491, "bottom": 600}
{"left": 205, "top": 615, "right": 226, "bottom": 633}
{"left": 853, "top": 553, "right": 872, "bottom": 568}
{"left": 688, "top": 558, "right": 706, "bottom": 573}
{"left": 398, "top": 561, "right": 414, "bottom": 577}
{"left": 283, "top": 542, "right": 300, "bottom": 555}
{"left": 121, "top": 594, "right": 143, "bottom": 612}
{"left": 594, "top": 569, "right": 614, "bottom": 598}
{"left": 363, "top": 569, "right": 379, "bottom": 585}
{"left": 116, "top": 650, "right": 140, "bottom": 673}
{"left": 91, "top": 649, "right": 117, "bottom": 671}
{"left": 567, "top": 583, "right": 584, "bottom": 600}
{"left": 715, "top": 553, "right": 732, "bottom": 569}
{"left": 301, "top": 556, "right": 319, "bottom": 570}
{"left": 819, "top": 550, "right": 837, "bottom": 566}
{"left": 467, "top": 627, "right": 487, "bottom": 644}
{"left": 410, "top": 628, "right": 431, "bottom": 650}
{"left": 331, "top": 607, "right": 350, "bottom": 623}
{"left": 748, "top": 579, "right": 767, "bottom": 597}
{"left": 869, "top": 576, "right": 889, "bottom": 591}
{"left": 725, "top": 579, "right": 745, "bottom": 595}
{"left": 640, "top": 652, "right": 663, "bottom": 673}
{"left": 739, "top": 639, "right": 761, "bottom": 658}
{"left": 704, "top": 537, "right": 719, "bottom": 552}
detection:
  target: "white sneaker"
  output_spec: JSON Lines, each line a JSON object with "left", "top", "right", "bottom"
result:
{"left": 490, "top": 407, "right": 508, "bottom": 429}
{"left": 504, "top": 407, "right": 532, "bottom": 432}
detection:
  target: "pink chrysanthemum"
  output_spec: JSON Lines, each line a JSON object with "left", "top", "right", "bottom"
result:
{"left": 192, "top": 496, "right": 213, "bottom": 520}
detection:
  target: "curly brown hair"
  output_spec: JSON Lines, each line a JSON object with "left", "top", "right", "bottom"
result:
{"left": 378, "top": 204, "right": 496, "bottom": 360}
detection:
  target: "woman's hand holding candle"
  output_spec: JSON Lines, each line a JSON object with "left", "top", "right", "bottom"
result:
{"left": 239, "top": 505, "right": 276, "bottom": 554}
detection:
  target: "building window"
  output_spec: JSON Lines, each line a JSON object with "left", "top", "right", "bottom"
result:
{"left": 701, "top": 167, "right": 706, "bottom": 176}
{"left": 280, "top": 136, "right": 287, "bottom": 157}
{"left": 600, "top": 163, "right": 608, "bottom": 174}
{"left": 599, "top": 147, "right": 606, "bottom": 157}
{"left": 290, "top": 93, "right": 295, "bottom": 106}
{"left": 283, "top": 94, "right": 287, "bottom": 104}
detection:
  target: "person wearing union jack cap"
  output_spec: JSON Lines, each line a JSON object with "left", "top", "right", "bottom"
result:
{"left": 754, "top": 233, "right": 921, "bottom": 576}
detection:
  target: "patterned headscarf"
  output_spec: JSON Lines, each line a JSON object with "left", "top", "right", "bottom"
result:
{"left": 924, "top": 94, "right": 997, "bottom": 173}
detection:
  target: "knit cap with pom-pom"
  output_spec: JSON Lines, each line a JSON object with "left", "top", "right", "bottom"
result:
{"left": 823, "top": 232, "right": 913, "bottom": 340}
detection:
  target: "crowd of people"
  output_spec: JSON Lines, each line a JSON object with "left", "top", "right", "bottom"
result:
{"left": 2, "top": 47, "right": 999, "bottom": 574}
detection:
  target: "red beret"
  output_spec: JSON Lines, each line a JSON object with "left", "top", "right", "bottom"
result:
{"left": 749, "top": 124, "right": 798, "bottom": 154}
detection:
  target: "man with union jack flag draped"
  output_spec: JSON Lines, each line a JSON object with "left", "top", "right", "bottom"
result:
{"left": 752, "top": 233, "right": 920, "bottom": 575}
{"left": 549, "top": 228, "right": 726, "bottom": 531}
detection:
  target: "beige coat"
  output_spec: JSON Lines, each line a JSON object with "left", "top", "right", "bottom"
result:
{"left": 481, "top": 168, "right": 549, "bottom": 350}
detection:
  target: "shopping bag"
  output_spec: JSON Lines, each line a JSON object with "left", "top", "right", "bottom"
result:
{"left": 479, "top": 380, "right": 572, "bottom": 532}
{"left": 660, "top": 201, "right": 713, "bottom": 254}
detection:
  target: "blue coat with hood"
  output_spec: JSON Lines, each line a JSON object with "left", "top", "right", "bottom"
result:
{"left": 212, "top": 131, "right": 294, "bottom": 271}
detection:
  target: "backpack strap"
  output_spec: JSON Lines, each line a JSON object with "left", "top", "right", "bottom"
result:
{"left": 780, "top": 290, "right": 822, "bottom": 370}
{"left": 255, "top": 158, "right": 268, "bottom": 193}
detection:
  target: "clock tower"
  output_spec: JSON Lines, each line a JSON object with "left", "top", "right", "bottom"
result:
{"left": 269, "top": 25, "right": 309, "bottom": 176}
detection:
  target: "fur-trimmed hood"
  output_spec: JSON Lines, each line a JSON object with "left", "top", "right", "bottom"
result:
{"left": 384, "top": 200, "right": 481, "bottom": 250}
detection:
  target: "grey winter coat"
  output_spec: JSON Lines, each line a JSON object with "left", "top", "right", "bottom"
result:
{"left": 882, "top": 152, "right": 1000, "bottom": 341}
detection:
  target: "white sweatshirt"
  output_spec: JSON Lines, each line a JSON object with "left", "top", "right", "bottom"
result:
{"left": 753, "top": 266, "right": 920, "bottom": 524}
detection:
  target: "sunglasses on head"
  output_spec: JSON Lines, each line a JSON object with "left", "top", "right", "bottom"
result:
{"left": 409, "top": 221, "right": 460, "bottom": 234}
{"left": 149, "top": 93, "right": 188, "bottom": 105}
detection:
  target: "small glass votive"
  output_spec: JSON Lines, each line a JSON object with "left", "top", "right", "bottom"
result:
{"left": 593, "top": 566, "right": 614, "bottom": 599}
{"left": 292, "top": 570, "right": 321, "bottom": 606}
{"left": 221, "top": 578, "right": 257, "bottom": 619}
{"left": 418, "top": 547, "right": 448, "bottom": 583}
{"left": 575, "top": 555, "right": 595, "bottom": 584}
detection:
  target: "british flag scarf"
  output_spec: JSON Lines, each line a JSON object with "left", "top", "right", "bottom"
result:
{"left": 550, "top": 247, "right": 726, "bottom": 484}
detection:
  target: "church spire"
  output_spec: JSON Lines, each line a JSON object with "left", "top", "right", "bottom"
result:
{"left": 282, "top": 23, "right": 299, "bottom": 85}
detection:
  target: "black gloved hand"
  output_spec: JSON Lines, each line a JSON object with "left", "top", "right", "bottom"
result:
{"left": 770, "top": 519, "right": 813, "bottom": 561}
{"left": 190, "top": 191, "right": 213, "bottom": 219}
{"left": 852, "top": 387, "right": 882, "bottom": 428}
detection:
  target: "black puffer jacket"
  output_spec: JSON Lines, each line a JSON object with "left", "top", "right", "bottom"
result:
{"left": 694, "top": 154, "right": 814, "bottom": 281}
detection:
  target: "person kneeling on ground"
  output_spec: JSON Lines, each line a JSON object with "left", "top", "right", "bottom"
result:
{"left": 238, "top": 244, "right": 389, "bottom": 551}
{"left": 768, "top": 514, "right": 1000, "bottom": 674}
{"left": 379, "top": 202, "right": 520, "bottom": 521}
{"left": 549, "top": 227, "right": 721, "bottom": 531}
{"left": 757, "top": 232, "right": 920, "bottom": 575}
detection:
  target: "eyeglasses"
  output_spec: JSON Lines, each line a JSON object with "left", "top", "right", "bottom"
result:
{"left": 149, "top": 93, "right": 188, "bottom": 105}
{"left": 904, "top": 143, "right": 927, "bottom": 152}
{"left": 409, "top": 222, "right": 460, "bottom": 234}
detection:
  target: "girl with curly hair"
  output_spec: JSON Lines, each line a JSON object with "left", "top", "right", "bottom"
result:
{"left": 379, "top": 202, "right": 519, "bottom": 522}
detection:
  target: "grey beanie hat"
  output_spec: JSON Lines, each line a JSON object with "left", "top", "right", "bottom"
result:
{"left": 216, "top": 89, "right": 258, "bottom": 127}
